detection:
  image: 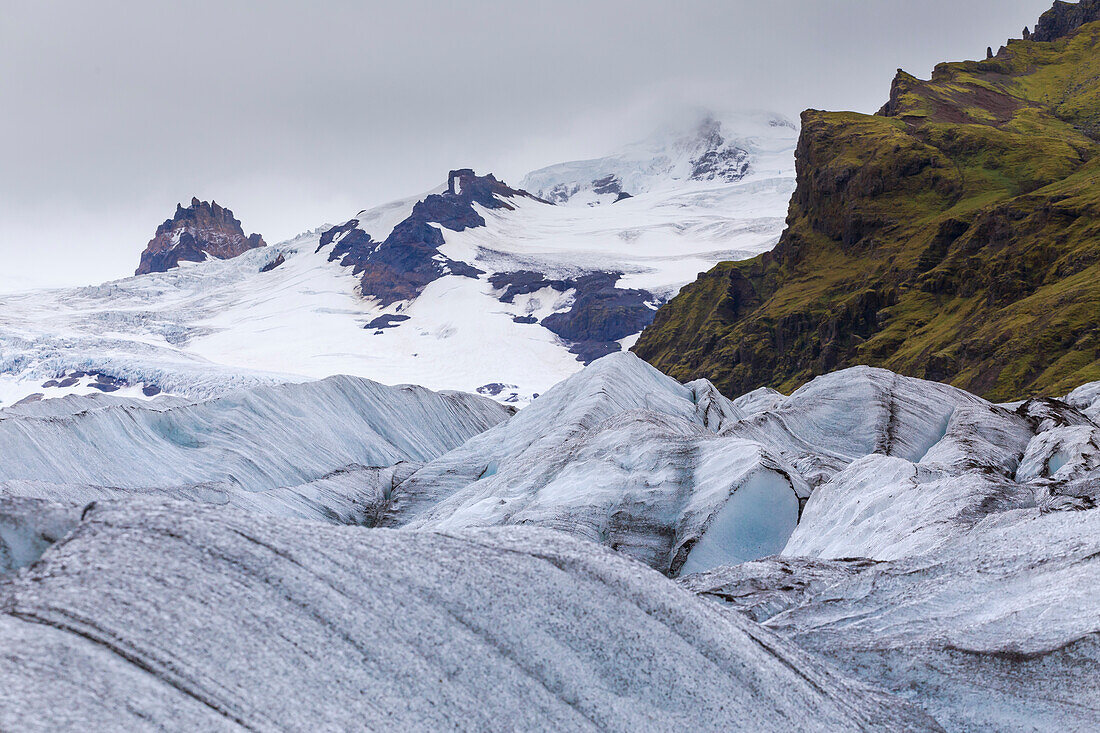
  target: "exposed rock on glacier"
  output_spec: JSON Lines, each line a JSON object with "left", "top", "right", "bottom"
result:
{"left": 0, "top": 499, "right": 938, "bottom": 731}
{"left": 387, "top": 354, "right": 808, "bottom": 575}
{"left": 319, "top": 169, "right": 526, "bottom": 306}
{"left": 136, "top": 198, "right": 265, "bottom": 275}
{"left": 0, "top": 375, "right": 509, "bottom": 515}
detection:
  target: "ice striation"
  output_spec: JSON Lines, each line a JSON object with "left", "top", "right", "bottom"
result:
{"left": 0, "top": 375, "right": 509, "bottom": 525}
{"left": 0, "top": 348, "right": 1097, "bottom": 728}
{"left": 383, "top": 353, "right": 810, "bottom": 576}
{"left": 0, "top": 499, "right": 938, "bottom": 731}
{"left": 765, "top": 508, "right": 1100, "bottom": 731}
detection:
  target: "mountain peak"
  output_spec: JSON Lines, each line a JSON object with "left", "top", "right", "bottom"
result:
{"left": 521, "top": 110, "right": 797, "bottom": 206}
{"left": 136, "top": 198, "right": 266, "bottom": 276}
{"left": 319, "top": 170, "right": 541, "bottom": 306}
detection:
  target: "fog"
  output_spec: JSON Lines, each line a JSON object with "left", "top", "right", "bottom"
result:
{"left": 0, "top": 0, "right": 1052, "bottom": 289}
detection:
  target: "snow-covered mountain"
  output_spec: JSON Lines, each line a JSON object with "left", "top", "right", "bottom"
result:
{"left": 0, "top": 111, "right": 797, "bottom": 407}
{"left": 1, "top": 352, "right": 1097, "bottom": 729}
{"left": 522, "top": 111, "right": 797, "bottom": 205}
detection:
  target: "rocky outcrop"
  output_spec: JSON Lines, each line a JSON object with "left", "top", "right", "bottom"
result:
{"left": 135, "top": 198, "right": 265, "bottom": 275}
{"left": 319, "top": 170, "right": 541, "bottom": 306}
{"left": 1034, "top": 0, "right": 1100, "bottom": 41}
{"left": 635, "top": 2, "right": 1100, "bottom": 402}
{"left": 687, "top": 117, "right": 751, "bottom": 182}
{"left": 490, "top": 270, "right": 657, "bottom": 363}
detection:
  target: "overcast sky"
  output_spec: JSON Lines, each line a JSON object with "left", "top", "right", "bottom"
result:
{"left": 0, "top": 0, "right": 1053, "bottom": 290}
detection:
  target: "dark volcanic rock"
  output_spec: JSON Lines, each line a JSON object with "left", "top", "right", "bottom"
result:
{"left": 365, "top": 314, "right": 411, "bottom": 330}
{"left": 688, "top": 118, "right": 751, "bottom": 182}
{"left": 260, "top": 253, "right": 285, "bottom": 273}
{"left": 490, "top": 270, "right": 572, "bottom": 303}
{"left": 1034, "top": 0, "right": 1100, "bottom": 41}
{"left": 491, "top": 271, "right": 657, "bottom": 364}
{"left": 476, "top": 383, "right": 518, "bottom": 397}
{"left": 319, "top": 170, "right": 544, "bottom": 306}
{"left": 136, "top": 198, "right": 266, "bottom": 275}
{"left": 591, "top": 174, "right": 622, "bottom": 196}
{"left": 40, "top": 370, "right": 136, "bottom": 394}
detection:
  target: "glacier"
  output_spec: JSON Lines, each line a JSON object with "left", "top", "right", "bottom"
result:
{"left": 0, "top": 375, "right": 510, "bottom": 524}
{"left": 0, "top": 353, "right": 1097, "bottom": 729}
{"left": 2, "top": 110, "right": 1099, "bottom": 727}
{"left": 0, "top": 499, "right": 938, "bottom": 731}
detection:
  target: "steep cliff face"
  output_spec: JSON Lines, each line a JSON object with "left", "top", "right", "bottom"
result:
{"left": 635, "top": 5, "right": 1100, "bottom": 402}
{"left": 136, "top": 198, "right": 265, "bottom": 275}
{"left": 1034, "top": 0, "right": 1100, "bottom": 41}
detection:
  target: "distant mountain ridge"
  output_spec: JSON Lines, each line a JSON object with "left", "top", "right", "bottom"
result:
{"left": 635, "top": 2, "right": 1100, "bottom": 401}
{"left": 0, "top": 110, "right": 796, "bottom": 407}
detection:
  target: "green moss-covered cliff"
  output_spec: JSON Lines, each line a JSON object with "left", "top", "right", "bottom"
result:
{"left": 634, "top": 6, "right": 1100, "bottom": 402}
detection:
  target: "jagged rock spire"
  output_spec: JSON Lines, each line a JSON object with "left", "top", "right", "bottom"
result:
{"left": 136, "top": 197, "right": 266, "bottom": 275}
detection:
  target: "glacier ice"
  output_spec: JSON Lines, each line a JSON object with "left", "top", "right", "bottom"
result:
{"left": 0, "top": 498, "right": 938, "bottom": 731}
{"left": 0, "top": 346, "right": 1097, "bottom": 728}
{"left": 0, "top": 498, "right": 80, "bottom": 576}
{"left": 766, "top": 507, "right": 1100, "bottom": 730}
{"left": 0, "top": 375, "right": 509, "bottom": 523}
{"left": 386, "top": 354, "right": 809, "bottom": 575}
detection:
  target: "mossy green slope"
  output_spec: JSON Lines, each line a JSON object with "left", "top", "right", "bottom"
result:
{"left": 635, "top": 14, "right": 1100, "bottom": 402}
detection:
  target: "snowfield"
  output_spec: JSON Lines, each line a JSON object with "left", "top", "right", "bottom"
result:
{"left": 0, "top": 112, "right": 796, "bottom": 407}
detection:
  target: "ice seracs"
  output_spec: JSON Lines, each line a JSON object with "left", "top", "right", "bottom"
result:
{"left": 383, "top": 353, "right": 809, "bottom": 575}
{"left": 0, "top": 375, "right": 510, "bottom": 524}
{"left": 768, "top": 507, "right": 1100, "bottom": 731}
{"left": 0, "top": 349, "right": 1097, "bottom": 729}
